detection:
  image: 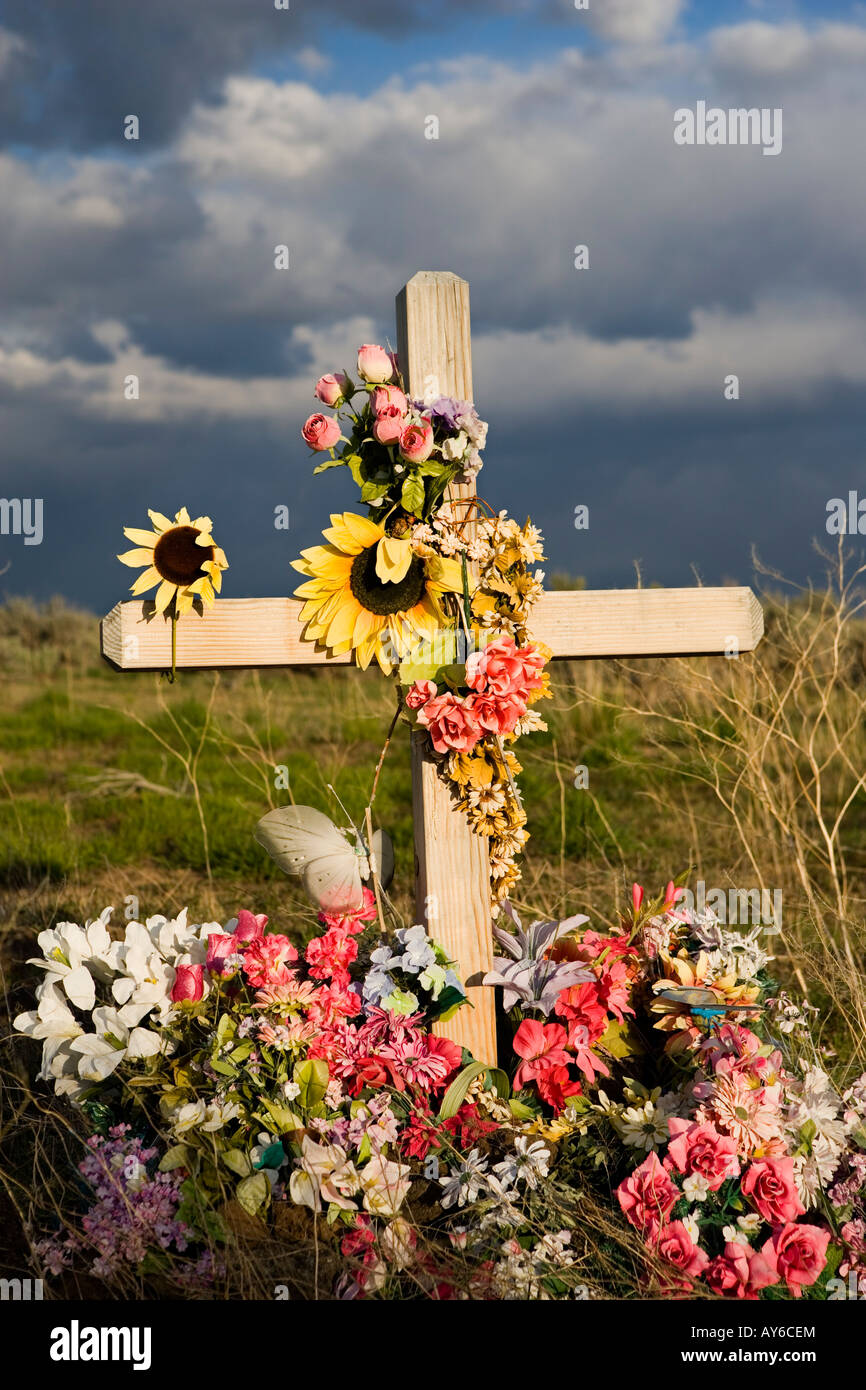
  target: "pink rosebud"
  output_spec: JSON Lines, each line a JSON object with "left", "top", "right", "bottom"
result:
{"left": 398, "top": 420, "right": 435, "bottom": 464}
{"left": 405, "top": 679, "right": 437, "bottom": 710}
{"left": 302, "top": 413, "right": 342, "bottom": 451}
{"left": 371, "top": 385, "right": 407, "bottom": 415}
{"left": 373, "top": 404, "right": 404, "bottom": 445}
{"left": 205, "top": 934, "right": 239, "bottom": 977}
{"left": 233, "top": 909, "right": 268, "bottom": 943}
{"left": 171, "top": 963, "right": 204, "bottom": 1003}
{"left": 315, "top": 372, "right": 349, "bottom": 407}
{"left": 357, "top": 344, "right": 394, "bottom": 384}
{"left": 632, "top": 883, "right": 644, "bottom": 913}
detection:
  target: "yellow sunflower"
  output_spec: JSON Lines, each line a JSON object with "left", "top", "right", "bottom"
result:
{"left": 292, "top": 512, "right": 464, "bottom": 671}
{"left": 117, "top": 507, "right": 228, "bottom": 616}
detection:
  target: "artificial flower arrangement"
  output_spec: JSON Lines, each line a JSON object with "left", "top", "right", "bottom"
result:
{"left": 295, "top": 344, "right": 551, "bottom": 904}
{"left": 15, "top": 872, "right": 865, "bottom": 1299}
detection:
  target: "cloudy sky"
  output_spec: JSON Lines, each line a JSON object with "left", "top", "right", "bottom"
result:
{"left": 1, "top": 0, "right": 865, "bottom": 611}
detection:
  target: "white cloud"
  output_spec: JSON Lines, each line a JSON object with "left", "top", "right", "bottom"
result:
{"left": 587, "top": 0, "right": 684, "bottom": 45}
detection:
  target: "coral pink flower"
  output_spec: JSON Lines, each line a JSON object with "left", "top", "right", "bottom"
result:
{"left": 170, "top": 963, "right": 204, "bottom": 1003}
{"left": 742, "top": 1157, "right": 805, "bottom": 1226}
{"left": 306, "top": 928, "right": 358, "bottom": 986}
{"left": 242, "top": 934, "right": 298, "bottom": 988}
{"left": 566, "top": 1023, "right": 610, "bottom": 1084}
{"left": 318, "top": 886, "right": 378, "bottom": 935}
{"left": 465, "top": 635, "right": 544, "bottom": 702}
{"left": 512, "top": 1019, "right": 571, "bottom": 1089}
{"left": 616, "top": 1152, "right": 680, "bottom": 1239}
{"left": 665, "top": 1118, "right": 740, "bottom": 1191}
{"left": 306, "top": 984, "right": 362, "bottom": 1027}
{"left": 465, "top": 690, "right": 526, "bottom": 737}
{"left": 405, "top": 679, "right": 437, "bottom": 710}
{"left": 632, "top": 883, "right": 644, "bottom": 913}
{"left": 416, "top": 692, "right": 483, "bottom": 754}
{"left": 707, "top": 1072, "right": 784, "bottom": 1155}
{"left": 705, "top": 1241, "right": 780, "bottom": 1299}
{"left": 553, "top": 982, "right": 607, "bottom": 1044}
{"left": 762, "top": 1223, "right": 831, "bottom": 1298}
{"left": 302, "top": 412, "right": 341, "bottom": 451}
{"left": 426, "top": 1034, "right": 463, "bottom": 1081}
{"left": 655, "top": 1221, "right": 710, "bottom": 1281}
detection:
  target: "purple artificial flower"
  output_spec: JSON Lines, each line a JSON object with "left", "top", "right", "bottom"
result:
{"left": 483, "top": 902, "right": 595, "bottom": 1014}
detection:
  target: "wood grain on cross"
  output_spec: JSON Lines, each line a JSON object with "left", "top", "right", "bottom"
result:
{"left": 101, "top": 271, "right": 764, "bottom": 1066}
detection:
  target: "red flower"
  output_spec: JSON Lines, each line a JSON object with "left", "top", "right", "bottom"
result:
{"left": 554, "top": 982, "right": 607, "bottom": 1044}
{"left": 534, "top": 1063, "right": 582, "bottom": 1113}
{"left": 512, "top": 1018, "right": 571, "bottom": 1088}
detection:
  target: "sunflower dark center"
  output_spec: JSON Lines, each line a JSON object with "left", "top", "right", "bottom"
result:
{"left": 349, "top": 545, "right": 426, "bottom": 616}
{"left": 153, "top": 526, "right": 214, "bottom": 586}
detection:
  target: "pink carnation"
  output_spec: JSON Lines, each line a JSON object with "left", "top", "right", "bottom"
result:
{"left": 242, "top": 934, "right": 298, "bottom": 989}
{"left": 318, "top": 886, "right": 378, "bottom": 934}
{"left": 465, "top": 689, "right": 526, "bottom": 736}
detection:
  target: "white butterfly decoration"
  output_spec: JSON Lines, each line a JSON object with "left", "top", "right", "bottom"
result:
{"left": 254, "top": 805, "right": 394, "bottom": 914}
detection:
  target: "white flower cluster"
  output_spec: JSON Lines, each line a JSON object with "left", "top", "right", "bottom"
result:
{"left": 784, "top": 1065, "right": 850, "bottom": 1204}
{"left": 13, "top": 906, "right": 222, "bottom": 1102}
{"left": 689, "top": 915, "right": 773, "bottom": 982}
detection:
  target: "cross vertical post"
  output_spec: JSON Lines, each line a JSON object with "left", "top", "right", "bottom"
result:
{"left": 395, "top": 272, "right": 498, "bottom": 1065}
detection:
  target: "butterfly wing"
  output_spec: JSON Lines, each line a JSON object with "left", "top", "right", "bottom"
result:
{"left": 254, "top": 806, "right": 351, "bottom": 876}
{"left": 304, "top": 853, "right": 364, "bottom": 914}
{"left": 659, "top": 986, "right": 721, "bottom": 1008}
{"left": 369, "top": 829, "right": 395, "bottom": 890}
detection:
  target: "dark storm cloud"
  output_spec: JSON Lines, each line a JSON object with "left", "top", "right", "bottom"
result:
{"left": 0, "top": 0, "right": 524, "bottom": 149}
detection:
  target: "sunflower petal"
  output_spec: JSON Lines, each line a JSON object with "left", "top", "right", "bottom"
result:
{"left": 147, "top": 511, "right": 173, "bottom": 533}
{"left": 375, "top": 536, "right": 413, "bottom": 584}
{"left": 122, "top": 528, "right": 160, "bottom": 548}
{"left": 129, "top": 566, "right": 160, "bottom": 596}
{"left": 117, "top": 548, "right": 156, "bottom": 567}
{"left": 153, "top": 580, "right": 176, "bottom": 615}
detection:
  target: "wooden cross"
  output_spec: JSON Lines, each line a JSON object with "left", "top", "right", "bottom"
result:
{"left": 101, "top": 271, "right": 764, "bottom": 1066}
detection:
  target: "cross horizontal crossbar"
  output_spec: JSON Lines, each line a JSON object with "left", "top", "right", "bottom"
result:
{"left": 100, "top": 587, "right": 763, "bottom": 670}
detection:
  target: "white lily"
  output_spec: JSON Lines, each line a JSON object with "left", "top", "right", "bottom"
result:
{"left": 13, "top": 981, "right": 84, "bottom": 1079}
{"left": 28, "top": 909, "right": 115, "bottom": 1009}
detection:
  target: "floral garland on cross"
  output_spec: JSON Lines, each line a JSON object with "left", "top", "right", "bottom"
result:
{"left": 295, "top": 344, "right": 551, "bottom": 907}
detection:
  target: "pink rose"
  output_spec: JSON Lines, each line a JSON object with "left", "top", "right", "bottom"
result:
{"left": 465, "top": 690, "right": 526, "bottom": 737}
{"left": 205, "top": 934, "right": 239, "bottom": 977}
{"left": 465, "top": 635, "right": 545, "bottom": 702}
{"left": 315, "top": 373, "right": 349, "bottom": 407}
{"left": 415, "top": 692, "right": 482, "bottom": 754}
{"left": 302, "top": 413, "right": 342, "bottom": 451}
{"left": 398, "top": 421, "right": 434, "bottom": 463}
{"left": 373, "top": 405, "right": 404, "bottom": 446}
{"left": 405, "top": 679, "right": 437, "bottom": 710}
{"left": 666, "top": 1118, "right": 740, "bottom": 1192}
{"left": 655, "top": 1221, "right": 710, "bottom": 1280}
{"left": 762, "top": 1222, "right": 831, "bottom": 1298}
{"left": 371, "top": 385, "right": 407, "bottom": 415}
{"left": 616, "top": 1152, "right": 680, "bottom": 1239}
{"left": 357, "top": 344, "right": 394, "bottom": 383}
{"left": 171, "top": 963, "right": 204, "bottom": 1003}
{"left": 742, "top": 1157, "right": 805, "bottom": 1226}
{"left": 705, "top": 1241, "right": 780, "bottom": 1300}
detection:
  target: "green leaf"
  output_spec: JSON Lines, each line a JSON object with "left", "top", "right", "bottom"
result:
{"left": 216, "top": 1014, "right": 236, "bottom": 1047}
{"left": 221, "top": 1148, "right": 252, "bottom": 1178}
{"left": 228, "top": 1040, "right": 254, "bottom": 1063}
{"left": 360, "top": 479, "right": 391, "bottom": 502}
{"left": 312, "top": 455, "right": 345, "bottom": 475}
{"left": 236, "top": 1172, "right": 270, "bottom": 1216}
{"left": 210, "top": 1059, "right": 239, "bottom": 1078}
{"left": 400, "top": 474, "right": 425, "bottom": 515}
{"left": 158, "top": 1143, "right": 191, "bottom": 1172}
{"left": 508, "top": 1098, "right": 536, "bottom": 1121}
{"left": 598, "top": 1019, "right": 642, "bottom": 1060}
{"left": 294, "top": 1057, "right": 329, "bottom": 1110}
{"left": 439, "top": 1062, "right": 509, "bottom": 1119}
